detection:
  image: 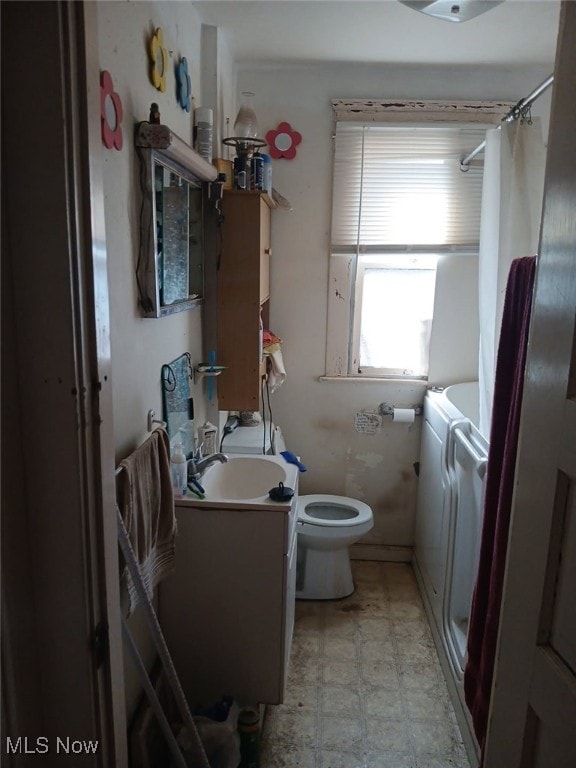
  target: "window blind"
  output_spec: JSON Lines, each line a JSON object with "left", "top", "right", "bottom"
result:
{"left": 331, "top": 123, "right": 486, "bottom": 250}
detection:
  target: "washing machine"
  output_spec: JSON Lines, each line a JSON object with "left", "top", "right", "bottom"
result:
{"left": 220, "top": 420, "right": 286, "bottom": 455}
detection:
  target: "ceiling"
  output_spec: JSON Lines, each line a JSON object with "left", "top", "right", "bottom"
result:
{"left": 192, "top": 0, "right": 560, "bottom": 68}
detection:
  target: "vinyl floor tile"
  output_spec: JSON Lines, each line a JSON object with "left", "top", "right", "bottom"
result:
{"left": 277, "top": 682, "right": 319, "bottom": 713}
{"left": 321, "top": 658, "right": 361, "bottom": 685}
{"left": 362, "top": 684, "right": 405, "bottom": 719}
{"left": 272, "top": 711, "right": 318, "bottom": 749}
{"left": 259, "top": 741, "right": 317, "bottom": 768}
{"left": 320, "top": 715, "right": 363, "bottom": 751}
{"left": 318, "top": 749, "right": 367, "bottom": 768}
{"left": 320, "top": 683, "right": 362, "bottom": 715}
{"left": 366, "top": 751, "right": 416, "bottom": 768}
{"left": 365, "top": 717, "right": 411, "bottom": 752}
{"left": 259, "top": 561, "right": 472, "bottom": 768}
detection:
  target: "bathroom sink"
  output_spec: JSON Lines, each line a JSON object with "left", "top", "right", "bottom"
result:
{"left": 200, "top": 455, "right": 289, "bottom": 501}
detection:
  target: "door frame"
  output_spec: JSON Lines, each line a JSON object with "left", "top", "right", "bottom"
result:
{"left": 484, "top": 3, "right": 575, "bottom": 764}
{"left": 1, "top": 2, "right": 126, "bottom": 764}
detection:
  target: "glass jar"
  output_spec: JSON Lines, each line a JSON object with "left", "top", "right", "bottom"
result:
{"left": 233, "top": 91, "right": 259, "bottom": 139}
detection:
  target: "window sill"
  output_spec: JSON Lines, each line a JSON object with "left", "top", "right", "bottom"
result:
{"left": 319, "top": 375, "right": 428, "bottom": 386}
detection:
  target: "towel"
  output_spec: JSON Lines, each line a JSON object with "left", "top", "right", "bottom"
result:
{"left": 119, "top": 429, "right": 176, "bottom": 615}
{"left": 463, "top": 256, "right": 536, "bottom": 761}
{"left": 265, "top": 345, "right": 286, "bottom": 393}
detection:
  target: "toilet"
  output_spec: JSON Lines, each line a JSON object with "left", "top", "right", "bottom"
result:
{"left": 296, "top": 495, "right": 374, "bottom": 600}
{"left": 221, "top": 421, "right": 374, "bottom": 600}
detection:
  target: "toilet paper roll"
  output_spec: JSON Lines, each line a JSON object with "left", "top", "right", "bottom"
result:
{"left": 392, "top": 407, "right": 415, "bottom": 424}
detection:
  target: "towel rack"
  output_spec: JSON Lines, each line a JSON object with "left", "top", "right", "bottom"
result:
{"left": 147, "top": 409, "right": 167, "bottom": 431}
{"left": 115, "top": 466, "right": 210, "bottom": 768}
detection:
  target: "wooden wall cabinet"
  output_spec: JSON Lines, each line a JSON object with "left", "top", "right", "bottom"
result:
{"left": 217, "top": 191, "right": 275, "bottom": 411}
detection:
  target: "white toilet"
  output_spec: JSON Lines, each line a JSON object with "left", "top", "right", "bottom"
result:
{"left": 221, "top": 421, "right": 374, "bottom": 600}
{"left": 296, "top": 495, "right": 374, "bottom": 600}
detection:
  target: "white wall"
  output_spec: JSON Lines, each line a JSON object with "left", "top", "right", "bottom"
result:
{"left": 237, "top": 63, "right": 551, "bottom": 553}
{"left": 97, "top": 0, "right": 235, "bottom": 719}
{"left": 98, "top": 1, "right": 235, "bottom": 462}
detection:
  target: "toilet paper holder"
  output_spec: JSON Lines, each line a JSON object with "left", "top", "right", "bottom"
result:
{"left": 378, "top": 403, "right": 423, "bottom": 417}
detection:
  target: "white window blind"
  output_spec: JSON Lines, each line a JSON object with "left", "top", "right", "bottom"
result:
{"left": 331, "top": 123, "right": 486, "bottom": 250}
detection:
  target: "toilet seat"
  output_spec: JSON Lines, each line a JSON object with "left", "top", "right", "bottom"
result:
{"left": 298, "top": 494, "right": 373, "bottom": 527}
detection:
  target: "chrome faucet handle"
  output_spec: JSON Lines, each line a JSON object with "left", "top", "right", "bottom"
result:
{"left": 194, "top": 441, "right": 204, "bottom": 461}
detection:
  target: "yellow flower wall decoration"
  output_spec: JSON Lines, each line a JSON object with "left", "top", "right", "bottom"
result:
{"left": 149, "top": 27, "right": 168, "bottom": 92}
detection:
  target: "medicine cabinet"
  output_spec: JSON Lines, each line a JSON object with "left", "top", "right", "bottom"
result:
{"left": 217, "top": 191, "right": 275, "bottom": 409}
{"left": 135, "top": 123, "right": 217, "bottom": 318}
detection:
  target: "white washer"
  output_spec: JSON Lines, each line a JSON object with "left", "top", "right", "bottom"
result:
{"left": 221, "top": 422, "right": 285, "bottom": 455}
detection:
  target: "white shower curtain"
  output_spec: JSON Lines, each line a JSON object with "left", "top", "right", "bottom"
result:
{"left": 478, "top": 119, "right": 546, "bottom": 438}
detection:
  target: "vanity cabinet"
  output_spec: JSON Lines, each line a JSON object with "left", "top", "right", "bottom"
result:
{"left": 217, "top": 191, "right": 275, "bottom": 410}
{"left": 159, "top": 495, "right": 297, "bottom": 707}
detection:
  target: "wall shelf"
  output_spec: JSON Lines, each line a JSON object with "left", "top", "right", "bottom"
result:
{"left": 193, "top": 365, "right": 226, "bottom": 384}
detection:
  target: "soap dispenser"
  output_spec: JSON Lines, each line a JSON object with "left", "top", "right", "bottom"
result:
{"left": 171, "top": 442, "right": 187, "bottom": 498}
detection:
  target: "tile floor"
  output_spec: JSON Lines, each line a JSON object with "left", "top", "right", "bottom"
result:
{"left": 260, "top": 561, "right": 471, "bottom": 768}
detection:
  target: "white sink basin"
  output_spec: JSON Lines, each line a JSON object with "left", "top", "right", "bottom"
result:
{"left": 200, "top": 455, "right": 288, "bottom": 500}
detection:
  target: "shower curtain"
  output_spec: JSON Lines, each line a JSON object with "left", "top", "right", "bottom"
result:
{"left": 478, "top": 119, "right": 546, "bottom": 438}
{"left": 465, "top": 255, "right": 537, "bottom": 761}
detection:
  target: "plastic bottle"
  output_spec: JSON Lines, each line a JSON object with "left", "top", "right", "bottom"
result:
{"left": 237, "top": 707, "right": 260, "bottom": 768}
{"left": 171, "top": 442, "right": 187, "bottom": 498}
{"left": 260, "top": 153, "right": 272, "bottom": 196}
{"left": 198, "top": 422, "right": 217, "bottom": 456}
{"left": 194, "top": 107, "right": 213, "bottom": 162}
{"left": 251, "top": 152, "right": 264, "bottom": 191}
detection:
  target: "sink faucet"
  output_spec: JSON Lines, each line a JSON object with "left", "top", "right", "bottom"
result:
{"left": 188, "top": 452, "right": 228, "bottom": 480}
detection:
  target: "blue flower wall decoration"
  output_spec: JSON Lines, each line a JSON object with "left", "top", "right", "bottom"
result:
{"left": 176, "top": 57, "right": 191, "bottom": 112}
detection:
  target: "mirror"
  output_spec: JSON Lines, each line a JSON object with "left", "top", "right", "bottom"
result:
{"left": 273, "top": 132, "right": 292, "bottom": 152}
{"left": 135, "top": 122, "right": 218, "bottom": 317}
{"left": 136, "top": 149, "right": 205, "bottom": 317}
{"left": 154, "top": 161, "right": 203, "bottom": 307}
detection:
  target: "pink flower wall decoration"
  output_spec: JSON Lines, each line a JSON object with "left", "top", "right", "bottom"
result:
{"left": 100, "top": 70, "right": 123, "bottom": 150}
{"left": 266, "top": 122, "right": 302, "bottom": 159}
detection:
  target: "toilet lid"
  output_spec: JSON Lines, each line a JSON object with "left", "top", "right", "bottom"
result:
{"left": 298, "top": 494, "right": 373, "bottom": 527}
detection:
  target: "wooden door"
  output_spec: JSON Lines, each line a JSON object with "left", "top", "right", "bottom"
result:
{"left": 1, "top": 2, "right": 126, "bottom": 764}
{"left": 483, "top": 5, "right": 576, "bottom": 766}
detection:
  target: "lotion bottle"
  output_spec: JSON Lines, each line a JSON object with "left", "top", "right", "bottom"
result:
{"left": 171, "top": 442, "right": 187, "bottom": 498}
{"left": 198, "top": 422, "right": 217, "bottom": 456}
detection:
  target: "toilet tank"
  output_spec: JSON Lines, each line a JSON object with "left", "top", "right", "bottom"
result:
{"left": 220, "top": 422, "right": 286, "bottom": 454}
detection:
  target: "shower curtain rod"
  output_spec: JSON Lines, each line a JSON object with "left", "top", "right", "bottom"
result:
{"left": 460, "top": 74, "right": 554, "bottom": 171}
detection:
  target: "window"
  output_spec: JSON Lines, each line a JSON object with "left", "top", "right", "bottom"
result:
{"left": 326, "top": 120, "right": 487, "bottom": 379}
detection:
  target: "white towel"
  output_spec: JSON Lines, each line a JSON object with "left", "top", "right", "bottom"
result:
{"left": 266, "top": 347, "right": 286, "bottom": 393}
{"left": 119, "top": 429, "right": 176, "bottom": 615}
